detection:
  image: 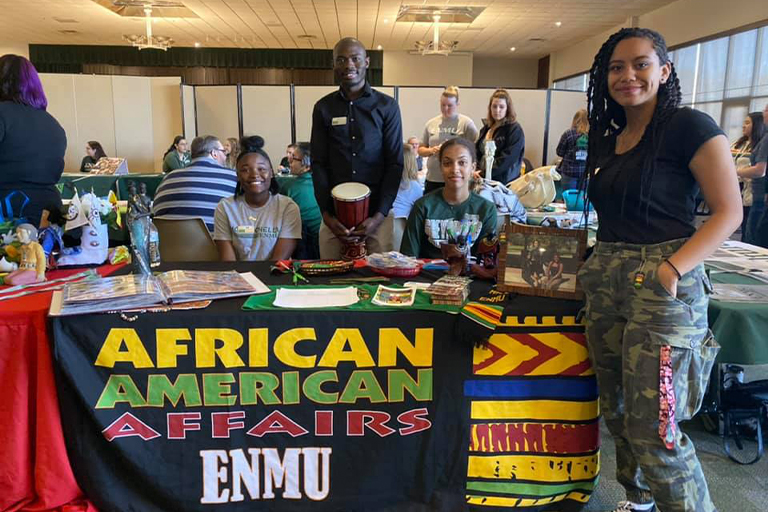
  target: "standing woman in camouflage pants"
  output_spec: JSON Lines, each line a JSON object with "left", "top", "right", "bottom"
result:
{"left": 577, "top": 28, "right": 742, "bottom": 512}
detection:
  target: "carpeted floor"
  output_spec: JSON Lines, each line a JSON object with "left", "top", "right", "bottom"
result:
{"left": 585, "top": 365, "right": 768, "bottom": 512}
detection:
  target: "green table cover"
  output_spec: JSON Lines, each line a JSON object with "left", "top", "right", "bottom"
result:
{"left": 708, "top": 270, "right": 768, "bottom": 365}
{"left": 243, "top": 284, "right": 462, "bottom": 314}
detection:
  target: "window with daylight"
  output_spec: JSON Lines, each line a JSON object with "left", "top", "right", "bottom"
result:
{"left": 552, "top": 23, "right": 768, "bottom": 132}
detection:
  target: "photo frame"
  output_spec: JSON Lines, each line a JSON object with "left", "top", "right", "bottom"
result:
{"left": 498, "top": 222, "right": 588, "bottom": 300}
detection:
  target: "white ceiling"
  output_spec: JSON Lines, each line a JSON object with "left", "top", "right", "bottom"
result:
{"left": 0, "top": 0, "right": 679, "bottom": 58}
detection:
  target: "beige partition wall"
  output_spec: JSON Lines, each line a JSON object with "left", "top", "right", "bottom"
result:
{"left": 74, "top": 75, "right": 117, "bottom": 168}
{"left": 112, "top": 76, "right": 154, "bottom": 172}
{"left": 294, "top": 86, "right": 336, "bottom": 143}
{"left": 241, "top": 86, "right": 292, "bottom": 166}
{"left": 181, "top": 85, "right": 196, "bottom": 140}
{"left": 195, "top": 86, "right": 239, "bottom": 142}
{"left": 398, "top": 87, "right": 548, "bottom": 167}
{"left": 40, "top": 74, "right": 80, "bottom": 172}
{"left": 40, "top": 74, "right": 182, "bottom": 173}
{"left": 547, "top": 90, "right": 587, "bottom": 166}
{"left": 398, "top": 87, "right": 443, "bottom": 147}
{"left": 151, "top": 78, "right": 183, "bottom": 172}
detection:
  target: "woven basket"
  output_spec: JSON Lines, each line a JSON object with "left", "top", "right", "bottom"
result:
{"left": 298, "top": 260, "right": 354, "bottom": 276}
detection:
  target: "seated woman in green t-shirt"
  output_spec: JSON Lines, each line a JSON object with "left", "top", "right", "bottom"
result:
{"left": 400, "top": 137, "right": 497, "bottom": 259}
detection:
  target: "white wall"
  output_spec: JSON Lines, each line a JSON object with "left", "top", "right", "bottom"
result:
{"left": 39, "top": 74, "right": 182, "bottom": 173}
{"left": 0, "top": 42, "right": 29, "bottom": 58}
{"left": 550, "top": 0, "right": 768, "bottom": 83}
{"left": 473, "top": 58, "right": 538, "bottom": 89}
{"left": 383, "top": 51, "right": 473, "bottom": 86}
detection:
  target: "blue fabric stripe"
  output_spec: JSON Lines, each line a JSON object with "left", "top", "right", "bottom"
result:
{"left": 464, "top": 379, "right": 598, "bottom": 400}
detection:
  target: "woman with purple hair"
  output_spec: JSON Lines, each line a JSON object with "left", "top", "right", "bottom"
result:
{"left": 0, "top": 54, "right": 66, "bottom": 226}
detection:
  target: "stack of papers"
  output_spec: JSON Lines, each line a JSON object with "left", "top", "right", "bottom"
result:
{"left": 425, "top": 275, "right": 472, "bottom": 306}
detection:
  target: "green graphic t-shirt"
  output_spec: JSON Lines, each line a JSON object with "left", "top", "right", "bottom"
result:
{"left": 400, "top": 190, "right": 497, "bottom": 259}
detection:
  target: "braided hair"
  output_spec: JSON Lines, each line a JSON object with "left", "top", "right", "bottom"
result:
{"left": 234, "top": 135, "right": 280, "bottom": 196}
{"left": 582, "top": 28, "right": 682, "bottom": 222}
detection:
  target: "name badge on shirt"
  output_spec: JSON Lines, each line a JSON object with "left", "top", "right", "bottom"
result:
{"left": 332, "top": 116, "right": 347, "bottom": 126}
{"left": 575, "top": 150, "right": 588, "bottom": 161}
{"left": 234, "top": 225, "right": 255, "bottom": 236}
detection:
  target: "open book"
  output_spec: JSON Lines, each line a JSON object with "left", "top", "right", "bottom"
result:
{"left": 50, "top": 270, "right": 268, "bottom": 316}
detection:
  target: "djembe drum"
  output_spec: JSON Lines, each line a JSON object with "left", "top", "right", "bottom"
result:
{"left": 331, "top": 182, "right": 371, "bottom": 260}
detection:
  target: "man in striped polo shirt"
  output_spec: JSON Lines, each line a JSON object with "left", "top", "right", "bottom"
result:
{"left": 152, "top": 136, "right": 237, "bottom": 232}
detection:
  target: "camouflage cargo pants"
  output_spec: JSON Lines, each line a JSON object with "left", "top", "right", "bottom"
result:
{"left": 578, "top": 239, "right": 720, "bottom": 512}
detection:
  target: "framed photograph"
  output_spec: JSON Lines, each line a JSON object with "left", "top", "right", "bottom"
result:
{"left": 498, "top": 223, "right": 588, "bottom": 299}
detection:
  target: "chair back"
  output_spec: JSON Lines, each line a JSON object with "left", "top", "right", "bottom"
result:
{"left": 153, "top": 218, "right": 219, "bottom": 262}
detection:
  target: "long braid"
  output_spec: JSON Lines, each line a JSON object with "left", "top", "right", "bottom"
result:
{"left": 582, "top": 28, "right": 682, "bottom": 225}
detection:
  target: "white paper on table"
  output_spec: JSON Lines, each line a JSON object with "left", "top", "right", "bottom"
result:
{"left": 710, "top": 284, "right": 768, "bottom": 303}
{"left": 273, "top": 287, "right": 359, "bottom": 308}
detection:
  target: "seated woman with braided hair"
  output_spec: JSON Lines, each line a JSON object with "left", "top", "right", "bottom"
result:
{"left": 213, "top": 135, "right": 302, "bottom": 261}
{"left": 576, "top": 28, "right": 741, "bottom": 512}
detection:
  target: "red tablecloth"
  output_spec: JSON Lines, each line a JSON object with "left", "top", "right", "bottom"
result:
{"left": 0, "top": 265, "right": 123, "bottom": 512}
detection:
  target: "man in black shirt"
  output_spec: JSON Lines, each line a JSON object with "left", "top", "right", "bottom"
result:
{"left": 311, "top": 37, "right": 403, "bottom": 258}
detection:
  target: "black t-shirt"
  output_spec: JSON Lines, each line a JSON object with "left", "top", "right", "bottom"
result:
{"left": 588, "top": 107, "right": 723, "bottom": 244}
{"left": 0, "top": 101, "right": 67, "bottom": 225}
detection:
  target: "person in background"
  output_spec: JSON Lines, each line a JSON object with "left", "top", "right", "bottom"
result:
{"left": 407, "top": 136, "right": 424, "bottom": 172}
{"left": 420, "top": 86, "right": 479, "bottom": 194}
{"left": 80, "top": 141, "right": 106, "bottom": 173}
{"left": 281, "top": 142, "right": 321, "bottom": 259}
{"left": 751, "top": 103, "right": 768, "bottom": 247}
{"left": 475, "top": 89, "right": 525, "bottom": 184}
{"left": 401, "top": 138, "right": 496, "bottom": 258}
{"left": 279, "top": 143, "right": 297, "bottom": 173}
{"left": 556, "top": 109, "right": 589, "bottom": 191}
{"left": 152, "top": 136, "right": 236, "bottom": 232}
{"left": 732, "top": 112, "right": 764, "bottom": 242}
{"left": 311, "top": 37, "right": 403, "bottom": 259}
{"left": 224, "top": 137, "right": 240, "bottom": 170}
{"left": 392, "top": 143, "right": 423, "bottom": 251}
{"left": 214, "top": 135, "right": 301, "bottom": 261}
{"left": 162, "top": 135, "right": 190, "bottom": 173}
{"left": 0, "top": 54, "right": 66, "bottom": 227}
{"left": 577, "top": 28, "right": 741, "bottom": 512}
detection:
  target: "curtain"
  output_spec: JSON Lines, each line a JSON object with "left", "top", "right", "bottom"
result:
{"left": 31, "top": 45, "right": 383, "bottom": 86}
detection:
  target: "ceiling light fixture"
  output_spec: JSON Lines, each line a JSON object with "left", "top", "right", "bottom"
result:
{"left": 414, "top": 14, "right": 459, "bottom": 56}
{"left": 122, "top": 5, "right": 173, "bottom": 51}
{"left": 377, "top": 44, "right": 382, "bottom": 50}
{"left": 555, "top": 21, "right": 562, "bottom": 27}
{"left": 383, "top": 18, "right": 389, "bottom": 23}
{"left": 194, "top": 42, "right": 201, "bottom": 48}
{"left": 510, "top": 47, "right": 516, "bottom": 52}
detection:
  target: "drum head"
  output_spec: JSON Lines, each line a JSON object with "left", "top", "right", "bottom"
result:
{"left": 331, "top": 182, "right": 371, "bottom": 202}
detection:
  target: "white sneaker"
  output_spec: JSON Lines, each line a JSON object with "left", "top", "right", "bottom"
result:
{"left": 612, "top": 501, "right": 656, "bottom": 512}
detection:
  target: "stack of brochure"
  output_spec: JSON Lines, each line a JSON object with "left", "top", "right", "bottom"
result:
{"left": 425, "top": 275, "right": 472, "bottom": 306}
{"left": 50, "top": 270, "right": 268, "bottom": 316}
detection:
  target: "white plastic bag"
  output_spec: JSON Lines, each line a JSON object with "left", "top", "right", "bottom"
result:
{"left": 507, "top": 166, "right": 561, "bottom": 209}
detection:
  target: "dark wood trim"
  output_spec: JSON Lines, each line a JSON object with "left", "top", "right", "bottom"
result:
{"left": 537, "top": 55, "right": 550, "bottom": 89}
{"left": 236, "top": 83, "right": 244, "bottom": 139}
{"left": 289, "top": 84, "right": 297, "bottom": 144}
{"left": 542, "top": 89, "right": 552, "bottom": 166}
